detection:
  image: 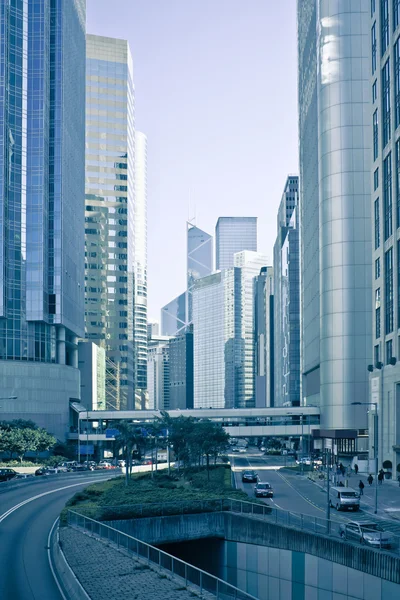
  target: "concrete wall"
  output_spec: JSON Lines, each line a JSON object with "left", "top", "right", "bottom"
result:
{"left": 0, "top": 361, "right": 80, "bottom": 438}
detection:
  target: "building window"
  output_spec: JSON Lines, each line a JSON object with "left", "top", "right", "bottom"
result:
{"left": 373, "top": 80, "right": 377, "bottom": 103}
{"left": 376, "top": 288, "right": 381, "bottom": 338}
{"left": 385, "top": 247, "right": 394, "bottom": 334}
{"left": 381, "top": 0, "right": 389, "bottom": 56}
{"left": 384, "top": 153, "right": 393, "bottom": 239}
{"left": 382, "top": 59, "right": 391, "bottom": 147}
{"left": 373, "top": 109, "right": 379, "bottom": 160}
{"left": 374, "top": 344, "right": 380, "bottom": 366}
{"left": 372, "top": 22, "right": 377, "bottom": 73}
{"left": 375, "top": 198, "right": 381, "bottom": 249}
{"left": 395, "top": 0, "right": 400, "bottom": 30}
{"left": 386, "top": 339, "right": 393, "bottom": 364}
{"left": 374, "top": 167, "right": 379, "bottom": 190}
{"left": 375, "top": 257, "right": 381, "bottom": 279}
{"left": 395, "top": 38, "right": 400, "bottom": 128}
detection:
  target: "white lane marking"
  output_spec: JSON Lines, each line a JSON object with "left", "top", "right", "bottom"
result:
{"left": 47, "top": 517, "right": 67, "bottom": 600}
{"left": 0, "top": 478, "right": 106, "bottom": 523}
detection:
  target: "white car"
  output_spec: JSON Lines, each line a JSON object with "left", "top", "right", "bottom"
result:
{"left": 239, "top": 447, "right": 247, "bottom": 453}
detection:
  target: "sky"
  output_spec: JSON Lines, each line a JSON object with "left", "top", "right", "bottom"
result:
{"left": 86, "top": 0, "right": 299, "bottom": 321}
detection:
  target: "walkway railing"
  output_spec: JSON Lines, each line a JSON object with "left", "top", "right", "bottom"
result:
{"left": 67, "top": 509, "right": 258, "bottom": 600}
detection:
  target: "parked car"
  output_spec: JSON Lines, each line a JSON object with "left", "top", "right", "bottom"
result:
{"left": 329, "top": 487, "right": 360, "bottom": 511}
{"left": 242, "top": 470, "right": 258, "bottom": 483}
{"left": 339, "top": 521, "right": 392, "bottom": 548}
{"left": 0, "top": 468, "right": 18, "bottom": 482}
{"left": 35, "top": 467, "right": 50, "bottom": 476}
{"left": 238, "top": 447, "right": 247, "bottom": 453}
{"left": 296, "top": 457, "right": 312, "bottom": 465}
{"left": 254, "top": 482, "right": 274, "bottom": 498}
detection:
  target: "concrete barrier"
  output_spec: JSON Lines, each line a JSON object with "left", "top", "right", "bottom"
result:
{"left": 49, "top": 520, "right": 91, "bottom": 600}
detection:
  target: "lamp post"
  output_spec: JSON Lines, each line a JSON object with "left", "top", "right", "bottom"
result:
{"left": 352, "top": 400, "right": 378, "bottom": 514}
{"left": 301, "top": 414, "right": 304, "bottom": 474}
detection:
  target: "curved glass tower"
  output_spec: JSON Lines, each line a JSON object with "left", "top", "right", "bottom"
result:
{"left": 298, "top": 0, "right": 372, "bottom": 430}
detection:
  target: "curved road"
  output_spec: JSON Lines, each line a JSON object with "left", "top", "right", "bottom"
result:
{"left": 0, "top": 472, "right": 116, "bottom": 600}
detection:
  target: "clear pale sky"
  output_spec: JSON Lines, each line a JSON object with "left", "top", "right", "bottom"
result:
{"left": 86, "top": 1, "right": 299, "bottom": 321}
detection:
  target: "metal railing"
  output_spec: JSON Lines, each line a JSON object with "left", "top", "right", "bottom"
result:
{"left": 68, "top": 509, "right": 258, "bottom": 600}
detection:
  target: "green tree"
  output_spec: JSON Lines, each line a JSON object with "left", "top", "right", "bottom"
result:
{"left": 0, "top": 428, "right": 40, "bottom": 462}
{"left": 195, "top": 420, "right": 230, "bottom": 480}
{"left": 115, "top": 421, "right": 146, "bottom": 486}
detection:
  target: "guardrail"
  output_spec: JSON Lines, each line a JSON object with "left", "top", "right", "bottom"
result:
{"left": 70, "top": 496, "right": 400, "bottom": 556}
{"left": 67, "top": 509, "right": 258, "bottom": 600}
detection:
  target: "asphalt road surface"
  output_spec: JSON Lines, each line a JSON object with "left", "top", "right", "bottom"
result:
{"left": 0, "top": 471, "right": 117, "bottom": 600}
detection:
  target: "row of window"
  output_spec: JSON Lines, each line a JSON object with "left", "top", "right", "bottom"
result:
{"left": 373, "top": 240, "right": 400, "bottom": 341}
{"left": 374, "top": 141, "right": 400, "bottom": 247}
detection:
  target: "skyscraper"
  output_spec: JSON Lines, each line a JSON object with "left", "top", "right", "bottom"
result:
{"left": 161, "top": 292, "right": 187, "bottom": 336}
{"left": 187, "top": 223, "right": 213, "bottom": 324}
{"left": 0, "top": 0, "right": 86, "bottom": 438}
{"left": 215, "top": 217, "right": 257, "bottom": 270}
{"left": 193, "top": 270, "right": 241, "bottom": 408}
{"left": 169, "top": 330, "right": 194, "bottom": 410}
{"left": 273, "top": 176, "right": 300, "bottom": 407}
{"left": 134, "top": 131, "right": 148, "bottom": 408}
{"left": 255, "top": 267, "right": 274, "bottom": 408}
{"left": 85, "top": 35, "right": 135, "bottom": 410}
{"left": 234, "top": 251, "right": 269, "bottom": 408}
{"left": 298, "top": 2, "right": 371, "bottom": 431}
{"left": 370, "top": 0, "right": 400, "bottom": 470}
{"left": 147, "top": 336, "right": 170, "bottom": 410}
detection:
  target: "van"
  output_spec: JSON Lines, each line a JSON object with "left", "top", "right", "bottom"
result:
{"left": 329, "top": 486, "right": 360, "bottom": 511}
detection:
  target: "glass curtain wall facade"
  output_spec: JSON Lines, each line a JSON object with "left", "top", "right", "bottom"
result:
{"left": 193, "top": 270, "right": 241, "bottom": 408}
{"left": 298, "top": 0, "right": 372, "bottom": 431}
{"left": 273, "top": 176, "right": 300, "bottom": 407}
{"left": 161, "top": 291, "right": 186, "bottom": 336}
{"left": 85, "top": 35, "right": 135, "bottom": 410}
{"left": 371, "top": 0, "right": 400, "bottom": 470}
{"left": 147, "top": 337, "right": 170, "bottom": 410}
{"left": 187, "top": 223, "right": 213, "bottom": 324}
{"left": 234, "top": 251, "right": 268, "bottom": 408}
{"left": 255, "top": 267, "right": 274, "bottom": 408}
{"left": 215, "top": 217, "right": 257, "bottom": 270}
{"left": 0, "top": 0, "right": 85, "bottom": 437}
{"left": 134, "top": 131, "right": 147, "bottom": 408}
{"left": 169, "top": 330, "right": 194, "bottom": 410}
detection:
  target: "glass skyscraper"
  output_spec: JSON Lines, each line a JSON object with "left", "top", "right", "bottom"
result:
{"left": 255, "top": 266, "right": 274, "bottom": 408}
{"left": 298, "top": 1, "right": 371, "bottom": 431}
{"left": 134, "top": 131, "right": 148, "bottom": 408}
{"left": 85, "top": 35, "right": 135, "bottom": 410}
{"left": 0, "top": 0, "right": 86, "bottom": 438}
{"left": 273, "top": 176, "right": 300, "bottom": 407}
{"left": 161, "top": 291, "right": 187, "bottom": 337}
{"left": 187, "top": 223, "right": 213, "bottom": 324}
{"left": 215, "top": 217, "right": 257, "bottom": 270}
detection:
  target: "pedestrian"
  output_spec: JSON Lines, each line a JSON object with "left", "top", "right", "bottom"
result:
{"left": 358, "top": 480, "right": 364, "bottom": 496}
{"left": 354, "top": 464, "right": 359, "bottom": 475}
{"left": 378, "top": 472, "right": 384, "bottom": 485}
{"left": 368, "top": 474, "right": 373, "bottom": 486}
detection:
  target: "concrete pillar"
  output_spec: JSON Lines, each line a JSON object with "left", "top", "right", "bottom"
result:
{"left": 57, "top": 326, "right": 66, "bottom": 365}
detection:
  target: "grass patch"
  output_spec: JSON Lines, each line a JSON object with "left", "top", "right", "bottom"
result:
{"left": 61, "top": 466, "right": 256, "bottom": 525}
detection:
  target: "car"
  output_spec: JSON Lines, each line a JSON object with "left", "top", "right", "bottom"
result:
{"left": 296, "top": 457, "right": 311, "bottom": 465}
{"left": 230, "top": 447, "right": 239, "bottom": 453}
{"left": 0, "top": 468, "right": 18, "bottom": 482}
{"left": 35, "top": 467, "right": 50, "bottom": 476}
{"left": 242, "top": 470, "right": 258, "bottom": 483}
{"left": 260, "top": 446, "right": 266, "bottom": 452}
{"left": 117, "top": 459, "right": 126, "bottom": 467}
{"left": 97, "top": 461, "right": 113, "bottom": 470}
{"left": 339, "top": 521, "right": 392, "bottom": 548}
{"left": 238, "top": 447, "right": 247, "bottom": 453}
{"left": 254, "top": 482, "right": 274, "bottom": 498}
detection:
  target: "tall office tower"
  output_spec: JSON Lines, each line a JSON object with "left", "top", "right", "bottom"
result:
{"left": 370, "top": 0, "right": 400, "bottom": 469}
{"left": 134, "top": 132, "right": 148, "bottom": 409}
{"left": 298, "top": 2, "right": 372, "bottom": 432}
{"left": 0, "top": 0, "right": 85, "bottom": 438}
{"left": 273, "top": 176, "right": 300, "bottom": 407}
{"left": 147, "top": 336, "right": 170, "bottom": 410}
{"left": 215, "top": 217, "right": 257, "bottom": 270}
{"left": 187, "top": 223, "right": 213, "bottom": 323}
{"left": 169, "top": 329, "right": 194, "bottom": 410}
{"left": 85, "top": 35, "right": 135, "bottom": 410}
{"left": 193, "top": 270, "right": 241, "bottom": 408}
{"left": 78, "top": 341, "right": 106, "bottom": 411}
{"left": 234, "top": 251, "right": 269, "bottom": 408}
{"left": 161, "top": 292, "right": 187, "bottom": 336}
{"left": 255, "top": 267, "right": 274, "bottom": 408}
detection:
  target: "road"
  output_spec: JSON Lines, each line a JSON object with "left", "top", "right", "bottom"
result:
{"left": 0, "top": 471, "right": 117, "bottom": 600}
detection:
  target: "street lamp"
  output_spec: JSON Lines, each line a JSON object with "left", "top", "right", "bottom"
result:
{"left": 352, "top": 401, "right": 378, "bottom": 514}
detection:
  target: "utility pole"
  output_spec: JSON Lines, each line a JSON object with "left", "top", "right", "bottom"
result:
{"left": 326, "top": 448, "right": 331, "bottom": 522}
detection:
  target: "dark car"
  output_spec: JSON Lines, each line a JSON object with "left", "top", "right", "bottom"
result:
{"left": 242, "top": 470, "right": 258, "bottom": 483}
{"left": 0, "top": 468, "right": 18, "bottom": 483}
{"left": 254, "top": 482, "right": 274, "bottom": 498}
{"left": 339, "top": 521, "right": 393, "bottom": 548}
{"left": 35, "top": 467, "right": 50, "bottom": 476}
